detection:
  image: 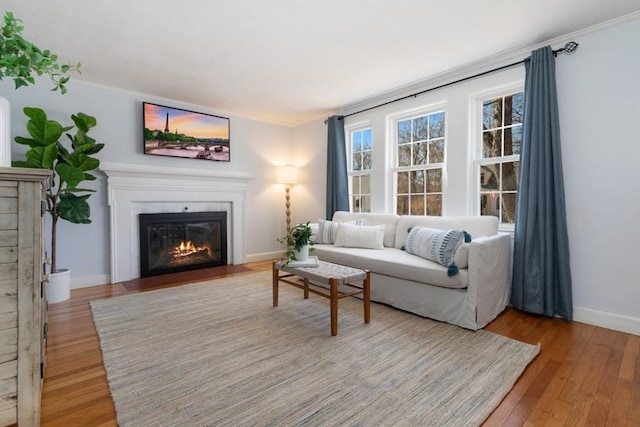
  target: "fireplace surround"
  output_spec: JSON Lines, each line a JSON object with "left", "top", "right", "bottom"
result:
{"left": 101, "top": 162, "right": 252, "bottom": 282}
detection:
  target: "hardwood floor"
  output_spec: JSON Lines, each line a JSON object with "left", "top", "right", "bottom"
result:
{"left": 37, "top": 261, "right": 638, "bottom": 427}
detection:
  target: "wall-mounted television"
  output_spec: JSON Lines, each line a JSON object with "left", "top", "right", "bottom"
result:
{"left": 143, "top": 102, "right": 230, "bottom": 162}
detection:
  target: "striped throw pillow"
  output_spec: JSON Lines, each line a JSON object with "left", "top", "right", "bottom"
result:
{"left": 404, "top": 227, "right": 466, "bottom": 276}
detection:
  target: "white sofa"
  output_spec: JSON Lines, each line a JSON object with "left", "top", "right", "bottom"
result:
{"left": 311, "top": 211, "right": 512, "bottom": 330}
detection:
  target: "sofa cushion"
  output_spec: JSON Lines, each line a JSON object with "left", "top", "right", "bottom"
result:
{"left": 404, "top": 227, "right": 464, "bottom": 276}
{"left": 335, "top": 223, "right": 385, "bottom": 249}
{"left": 332, "top": 211, "right": 399, "bottom": 248}
{"left": 313, "top": 244, "right": 468, "bottom": 289}
{"left": 394, "top": 215, "right": 498, "bottom": 248}
{"left": 315, "top": 219, "right": 361, "bottom": 244}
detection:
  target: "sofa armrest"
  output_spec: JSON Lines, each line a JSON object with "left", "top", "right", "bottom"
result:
{"left": 467, "top": 233, "right": 512, "bottom": 327}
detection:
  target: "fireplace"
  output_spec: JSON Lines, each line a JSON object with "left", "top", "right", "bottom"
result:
{"left": 139, "top": 211, "right": 227, "bottom": 278}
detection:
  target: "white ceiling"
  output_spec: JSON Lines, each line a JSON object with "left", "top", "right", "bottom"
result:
{"left": 2, "top": 1, "right": 639, "bottom": 126}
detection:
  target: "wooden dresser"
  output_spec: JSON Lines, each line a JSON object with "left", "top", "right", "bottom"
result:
{"left": 0, "top": 167, "right": 51, "bottom": 427}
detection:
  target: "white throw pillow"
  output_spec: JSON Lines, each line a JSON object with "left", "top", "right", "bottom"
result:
{"left": 334, "top": 223, "right": 385, "bottom": 249}
{"left": 315, "top": 219, "right": 361, "bottom": 244}
{"left": 316, "top": 219, "right": 340, "bottom": 244}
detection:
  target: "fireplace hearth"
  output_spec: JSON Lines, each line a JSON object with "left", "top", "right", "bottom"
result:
{"left": 139, "top": 211, "right": 227, "bottom": 278}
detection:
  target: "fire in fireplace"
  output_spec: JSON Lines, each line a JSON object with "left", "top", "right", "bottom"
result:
{"left": 139, "top": 211, "right": 227, "bottom": 277}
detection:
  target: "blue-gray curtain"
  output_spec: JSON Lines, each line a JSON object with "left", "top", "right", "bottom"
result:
{"left": 511, "top": 46, "right": 573, "bottom": 320}
{"left": 326, "top": 115, "right": 349, "bottom": 219}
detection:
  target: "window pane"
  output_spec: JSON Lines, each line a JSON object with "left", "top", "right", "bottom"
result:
{"left": 352, "top": 175, "right": 360, "bottom": 192}
{"left": 426, "top": 169, "right": 442, "bottom": 192}
{"left": 482, "top": 129, "right": 502, "bottom": 158}
{"left": 429, "top": 139, "right": 444, "bottom": 163}
{"left": 410, "top": 195, "right": 425, "bottom": 215}
{"left": 360, "top": 195, "right": 371, "bottom": 213}
{"left": 352, "top": 195, "right": 361, "bottom": 211}
{"left": 510, "top": 124, "right": 522, "bottom": 155}
{"left": 504, "top": 127, "right": 514, "bottom": 156}
{"left": 352, "top": 152, "right": 362, "bottom": 171}
{"left": 502, "top": 193, "right": 517, "bottom": 223}
{"left": 397, "top": 171, "right": 409, "bottom": 193}
{"left": 362, "top": 151, "right": 372, "bottom": 170}
{"left": 413, "top": 116, "right": 428, "bottom": 141}
{"left": 410, "top": 170, "right": 425, "bottom": 193}
{"left": 398, "top": 120, "right": 411, "bottom": 144}
{"left": 483, "top": 98, "right": 502, "bottom": 130}
{"left": 398, "top": 145, "right": 411, "bottom": 167}
{"left": 509, "top": 93, "right": 524, "bottom": 124}
{"left": 480, "top": 193, "right": 500, "bottom": 218}
{"left": 362, "top": 128, "right": 372, "bottom": 150}
{"left": 361, "top": 174, "right": 370, "bottom": 194}
{"left": 502, "top": 161, "right": 519, "bottom": 191}
{"left": 353, "top": 131, "right": 362, "bottom": 152}
{"left": 429, "top": 112, "right": 445, "bottom": 138}
{"left": 480, "top": 164, "right": 500, "bottom": 191}
{"left": 426, "top": 194, "right": 442, "bottom": 215}
{"left": 397, "top": 195, "right": 409, "bottom": 215}
{"left": 413, "top": 141, "right": 428, "bottom": 165}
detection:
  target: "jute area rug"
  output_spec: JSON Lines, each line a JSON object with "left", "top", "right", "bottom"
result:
{"left": 91, "top": 271, "right": 539, "bottom": 427}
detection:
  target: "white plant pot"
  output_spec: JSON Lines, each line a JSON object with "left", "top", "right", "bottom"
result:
{"left": 47, "top": 269, "right": 71, "bottom": 303}
{"left": 293, "top": 245, "right": 309, "bottom": 261}
{"left": 0, "top": 96, "right": 10, "bottom": 167}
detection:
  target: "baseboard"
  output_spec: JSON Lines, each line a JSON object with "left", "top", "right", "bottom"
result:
{"left": 71, "top": 274, "right": 111, "bottom": 289}
{"left": 246, "top": 250, "right": 283, "bottom": 263}
{"left": 573, "top": 305, "right": 640, "bottom": 336}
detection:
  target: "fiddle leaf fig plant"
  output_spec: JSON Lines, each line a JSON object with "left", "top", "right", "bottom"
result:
{"left": 12, "top": 107, "right": 104, "bottom": 272}
{"left": 0, "top": 11, "right": 81, "bottom": 93}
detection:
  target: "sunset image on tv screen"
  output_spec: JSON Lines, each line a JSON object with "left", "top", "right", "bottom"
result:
{"left": 143, "top": 103, "right": 230, "bottom": 162}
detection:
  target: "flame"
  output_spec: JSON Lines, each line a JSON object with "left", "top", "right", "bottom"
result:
{"left": 172, "top": 240, "right": 211, "bottom": 257}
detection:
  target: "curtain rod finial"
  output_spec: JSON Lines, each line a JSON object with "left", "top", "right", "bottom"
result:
{"left": 563, "top": 41, "right": 579, "bottom": 54}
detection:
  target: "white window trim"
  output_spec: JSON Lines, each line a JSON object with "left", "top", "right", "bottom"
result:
{"left": 468, "top": 81, "right": 524, "bottom": 233}
{"left": 386, "top": 102, "right": 448, "bottom": 215}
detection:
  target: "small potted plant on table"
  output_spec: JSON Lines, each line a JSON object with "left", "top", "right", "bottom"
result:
{"left": 277, "top": 222, "right": 315, "bottom": 265}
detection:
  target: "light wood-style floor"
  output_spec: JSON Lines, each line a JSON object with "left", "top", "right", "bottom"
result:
{"left": 37, "top": 261, "right": 639, "bottom": 427}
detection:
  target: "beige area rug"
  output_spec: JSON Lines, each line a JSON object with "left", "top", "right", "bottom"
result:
{"left": 90, "top": 271, "right": 539, "bottom": 427}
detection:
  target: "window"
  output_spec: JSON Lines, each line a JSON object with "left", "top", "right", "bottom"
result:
{"left": 478, "top": 92, "right": 523, "bottom": 225}
{"left": 349, "top": 127, "right": 372, "bottom": 212}
{"left": 394, "top": 110, "right": 445, "bottom": 215}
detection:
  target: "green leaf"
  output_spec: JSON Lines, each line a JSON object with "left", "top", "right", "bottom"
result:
{"left": 55, "top": 163, "right": 85, "bottom": 189}
{"left": 57, "top": 193, "right": 91, "bottom": 224}
{"left": 24, "top": 147, "right": 47, "bottom": 168}
{"left": 65, "top": 187, "right": 96, "bottom": 193}
{"left": 14, "top": 136, "right": 36, "bottom": 146}
{"left": 11, "top": 160, "right": 36, "bottom": 168}
{"left": 41, "top": 143, "right": 58, "bottom": 169}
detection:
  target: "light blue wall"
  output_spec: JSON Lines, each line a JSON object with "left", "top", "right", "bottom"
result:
{"left": 1, "top": 80, "right": 304, "bottom": 286}
{"left": 333, "top": 16, "right": 640, "bottom": 334}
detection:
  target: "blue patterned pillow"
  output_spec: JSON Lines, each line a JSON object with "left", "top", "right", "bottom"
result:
{"left": 403, "top": 227, "right": 466, "bottom": 276}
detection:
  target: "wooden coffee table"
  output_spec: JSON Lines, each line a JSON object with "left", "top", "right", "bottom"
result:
{"left": 272, "top": 260, "right": 370, "bottom": 336}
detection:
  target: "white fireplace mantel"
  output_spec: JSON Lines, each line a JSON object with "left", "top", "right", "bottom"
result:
{"left": 101, "top": 162, "right": 253, "bottom": 283}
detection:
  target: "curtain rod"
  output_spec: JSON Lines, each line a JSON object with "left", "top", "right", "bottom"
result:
{"left": 327, "top": 41, "right": 579, "bottom": 122}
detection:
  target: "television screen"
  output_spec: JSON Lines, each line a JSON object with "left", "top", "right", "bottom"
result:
{"left": 143, "top": 102, "right": 230, "bottom": 162}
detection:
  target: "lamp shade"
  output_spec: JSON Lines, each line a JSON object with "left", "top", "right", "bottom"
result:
{"left": 276, "top": 165, "right": 298, "bottom": 185}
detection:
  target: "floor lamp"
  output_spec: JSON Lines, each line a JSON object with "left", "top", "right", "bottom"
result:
{"left": 276, "top": 165, "right": 299, "bottom": 236}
